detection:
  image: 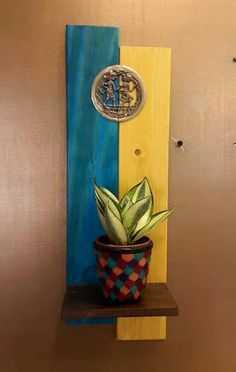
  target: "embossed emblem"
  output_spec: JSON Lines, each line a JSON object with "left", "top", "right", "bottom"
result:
{"left": 91, "top": 65, "right": 146, "bottom": 122}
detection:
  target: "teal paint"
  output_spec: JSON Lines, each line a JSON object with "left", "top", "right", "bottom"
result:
{"left": 66, "top": 25, "right": 119, "bottom": 324}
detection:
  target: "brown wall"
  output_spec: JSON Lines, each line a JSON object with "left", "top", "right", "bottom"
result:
{"left": 1, "top": 1, "right": 236, "bottom": 371}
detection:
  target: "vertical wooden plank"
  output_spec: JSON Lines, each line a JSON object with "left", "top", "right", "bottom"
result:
{"left": 117, "top": 47, "right": 171, "bottom": 339}
{"left": 66, "top": 25, "right": 119, "bottom": 324}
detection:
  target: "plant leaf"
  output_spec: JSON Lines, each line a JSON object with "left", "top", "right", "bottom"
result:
{"left": 130, "top": 208, "right": 175, "bottom": 243}
{"left": 132, "top": 177, "right": 153, "bottom": 203}
{"left": 132, "top": 197, "right": 153, "bottom": 234}
{"left": 95, "top": 194, "right": 105, "bottom": 215}
{"left": 105, "top": 205, "right": 128, "bottom": 244}
{"left": 120, "top": 183, "right": 139, "bottom": 209}
{"left": 100, "top": 187, "right": 119, "bottom": 205}
{"left": 120, "top": 177, "right": 153, "bottom": 209}
{"left": 93, "top": 179, "right": 119, "bottom": 205}
{"left": 123, "top": 196, "right": 152, "bottom": 235}
{"left": 96, "top": 204, "right": 116, "bottom": 243}
{"left": 94, "top": 181, "right": 121, "bottom": 220}
{"left": 120, "top": 195, "right": 133, "bottom": 217}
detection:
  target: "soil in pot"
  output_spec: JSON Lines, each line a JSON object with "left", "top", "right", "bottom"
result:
{"left": 94, "top": 235, "right": 153, "bottom": 303}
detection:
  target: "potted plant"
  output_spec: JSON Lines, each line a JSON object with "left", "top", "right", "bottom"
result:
{"left": 93, "top": 177, "right": 175, "bottom": 303}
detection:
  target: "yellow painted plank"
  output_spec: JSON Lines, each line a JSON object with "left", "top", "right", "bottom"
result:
{"left": 117, "top": 316, "right": 166, "bottom": 341}
{"left": 117, "top": 46, "right": 171, "bottom": 340}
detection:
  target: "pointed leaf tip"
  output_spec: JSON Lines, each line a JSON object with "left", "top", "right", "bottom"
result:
{"left": 130, "top": 207, "right": 175, "bottom": 243}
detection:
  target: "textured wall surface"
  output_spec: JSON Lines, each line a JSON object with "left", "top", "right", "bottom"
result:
{"left": 0, "top": 1, "right": 236, "bottom": 371}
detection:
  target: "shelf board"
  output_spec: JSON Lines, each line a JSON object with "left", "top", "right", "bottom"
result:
{"left": 62, "top": 283, "right": 178, "bottom": 320}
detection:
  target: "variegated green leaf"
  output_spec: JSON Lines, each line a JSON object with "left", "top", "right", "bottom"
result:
{"left": 96, "top": 201, "right": 106, "bottom": 226}
{"left": 93, "top": 177, "right": 175, "bottom": 245}
{"left": 96, "top": 204, "right": 117, "bottom": 243}
{"left": 133, "top": 196, "right": 153, "bottom": 234}
{"left": 123, "top": 196, "right": 152, "bottom": 235}
{"left": 120, "top": 183, "right": 139, "bottom": 208}
{"left": 100, "top": 187, "right": 119, "bottom": 205}
{"left": 94, "top": 183, "right": 121, "bottom": 220}
{"left": 96, "top": 200, "right": 104, "bottom": 217}
{"left": 120, "top": 195, "right": 133, "bottom": 217}
{"left": 132, "top": 177, "right": 153, "bottom": 203}
{"left": 120, "top": 177, "right": 153, "bottom": 208}
{"left": 130, "top": 207, "right": 175, "bottom": 243}
{"left": 105, "top": 205, "right": 128, "bottom": 244}
{"left": 95, "top": 194, "right": 105, "bottom": 215}
{"left": 93, "top": 179, "right": 119, "bottom": 205}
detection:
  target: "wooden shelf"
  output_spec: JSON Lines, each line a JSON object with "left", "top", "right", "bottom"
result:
{"left": 62, "top": 283, "right": 178, "bottom": 320}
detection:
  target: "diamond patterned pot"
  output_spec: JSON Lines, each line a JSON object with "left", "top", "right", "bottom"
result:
{"left": 94, "top": 235, "right": 153, "bottom": 303}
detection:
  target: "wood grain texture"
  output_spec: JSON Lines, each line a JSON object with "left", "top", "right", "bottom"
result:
{"left": 66, "top": 25, "right": 119, "bottom": 324}
{"left": 62, "top": 283, "right": 178, "bottom": 319}
{"left": 118, "top": 46, "right": 171, "bottom": 340}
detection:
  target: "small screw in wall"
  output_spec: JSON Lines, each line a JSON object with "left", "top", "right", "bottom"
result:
{"left": 233, "top": 57, "right": 236, "bottom": 62}
{"left": 176, "top": 140, "right": 184, "bottom": 148}
{"left": 171, "top": 136, "right": 185, "bottom": 151}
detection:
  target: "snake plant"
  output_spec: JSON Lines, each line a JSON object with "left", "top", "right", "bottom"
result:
{"left": 93, "top": 177, "right": 175, "bottom": 245}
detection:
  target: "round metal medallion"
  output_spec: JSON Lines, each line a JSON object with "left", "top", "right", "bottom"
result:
{"left": 91, "top": 65, "right": 146, "bottom": 122}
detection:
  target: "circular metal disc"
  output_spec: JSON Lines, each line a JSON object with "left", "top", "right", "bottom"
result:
{"left": 91, "top": 65, "right": 146, "bottom": 122}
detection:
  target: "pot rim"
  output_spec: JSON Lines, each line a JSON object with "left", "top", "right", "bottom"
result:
{"left": 94, "top": 235, "right": 153, "bottom": 253}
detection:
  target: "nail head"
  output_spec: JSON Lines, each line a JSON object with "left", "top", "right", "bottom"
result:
{"left": 176, "top": 140, "right": 184, "bottom": 148}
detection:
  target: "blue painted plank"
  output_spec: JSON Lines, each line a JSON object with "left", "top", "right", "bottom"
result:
{"left": 66, "top": 25, "right": 119, "bottom": 324}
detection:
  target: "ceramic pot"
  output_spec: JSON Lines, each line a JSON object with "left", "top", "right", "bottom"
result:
{"left": 94, "top": 235, "right": 153, "bottom": 303}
